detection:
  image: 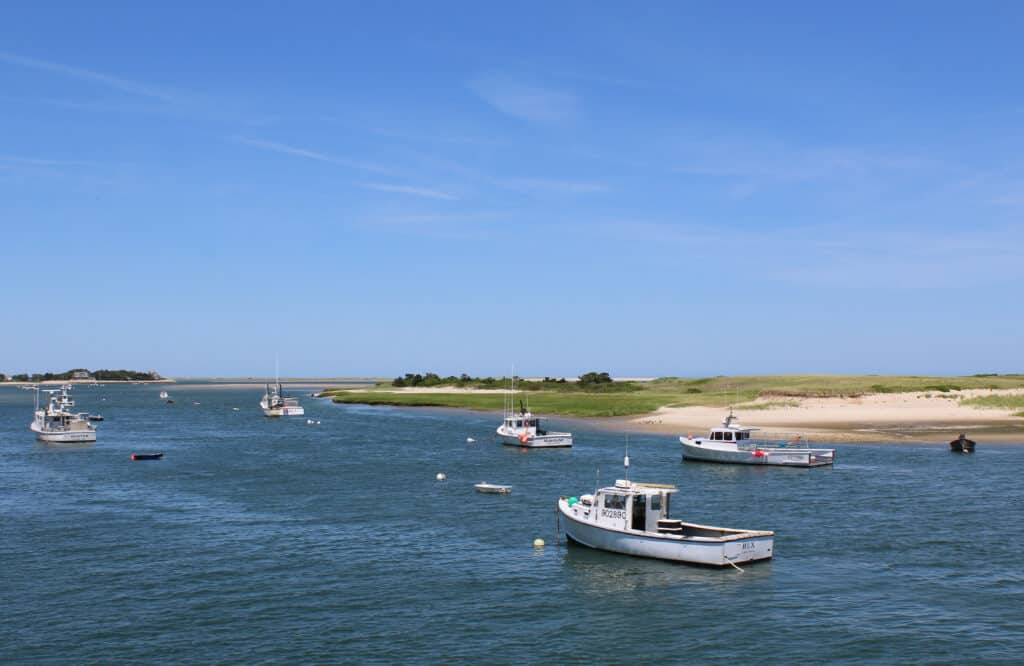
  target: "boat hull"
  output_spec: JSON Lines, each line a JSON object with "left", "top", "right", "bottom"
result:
{"left": 30, "top": 424, "right": 97, "bottom": 443}
{"left": 497, "top": 431, "right": 572, "bottom": 448}
{"left": 475, "top": 483, "right": 512, "bottom": 494}
{"left": 261, "top": 403, "right": 305, "bottom": 417}
{"left": 558, "top": 501, "right": 772, "bottom": 566}
{"left": 680, "top": 438, "right": 834, "bottom": 467}
{"left": 950, "top": 439, "right": 976, "bottom": 453}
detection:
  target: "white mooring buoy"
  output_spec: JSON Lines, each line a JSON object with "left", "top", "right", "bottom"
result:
{"left": 436, "top": 473, "right": 446, "bottom": 481}
{"left": 533, "top": 538, "right": 545, "bottom": 548}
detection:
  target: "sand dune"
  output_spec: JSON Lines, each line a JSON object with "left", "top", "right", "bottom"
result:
{"left": 629, "top": 389, "right": 1024, "bottom": 442}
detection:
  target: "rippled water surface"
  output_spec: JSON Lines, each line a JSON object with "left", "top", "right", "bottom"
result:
{"left": 3, "top": 384, "right": 1023, "bottom": 664}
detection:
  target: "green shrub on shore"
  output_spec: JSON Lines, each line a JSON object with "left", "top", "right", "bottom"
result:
{"left": 960, "top": 395, "right": 1024, "bottom": 411}
{"left": 734, "top": 400, "right": 800, "bottom": 410}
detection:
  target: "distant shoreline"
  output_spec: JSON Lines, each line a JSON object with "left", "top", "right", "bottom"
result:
{"left": 319, "top": 376, "right": 1024, "bottom": 444}
{"left": 318, "top": 398, "right": 1024, "bottom": 444}
{"left": 5, "top": 378, "right": 176, "bottom": 385}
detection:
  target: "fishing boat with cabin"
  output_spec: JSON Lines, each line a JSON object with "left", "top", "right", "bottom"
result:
{"left": 495, "top": 374, "right": 572, "bottom": 448}
{"left": 29, "top": 385, "right": 98, "bottom": 443}
{"left": 261, "top": 380, "right": 305, "bottom": 417}
{"left": 260, "top": 359, "right": 304, "bottom": 417}
{"left": 557, "top": 453, "right": 774, "bottom": 567}
{"left": 680, "top": 409, "right": 835, "bottom": 467}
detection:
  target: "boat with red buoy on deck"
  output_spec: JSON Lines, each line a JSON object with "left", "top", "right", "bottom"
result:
{"left": 495, "top": 373, "right": 572, "bottom": 448}
{"left": 680, "top": 409, "right": 834, "bottom": 467}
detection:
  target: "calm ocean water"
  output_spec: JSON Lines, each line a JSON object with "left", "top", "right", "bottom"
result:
{"left": 2, "top": 383, "right": 1023, "bottom": 664}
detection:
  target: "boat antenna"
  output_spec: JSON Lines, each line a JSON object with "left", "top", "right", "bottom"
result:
{"left": 624, "top": 435, "right": 630, "bottom": 482}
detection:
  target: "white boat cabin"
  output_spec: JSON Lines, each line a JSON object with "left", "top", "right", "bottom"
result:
{"left": 703, "top": 411, "right": 758, "bottom": 443}
{"left": 575, "top": 480, "right": 680, "bottom": 535}
{"left": 500, "top": 411, "right": 549, "bottom": 437}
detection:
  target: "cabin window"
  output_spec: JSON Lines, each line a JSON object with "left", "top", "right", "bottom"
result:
{"left": 515, "top": 420, "right": 522, "bottom": 428}
{"left": 650, "top": 494, "right": 661, "bottom": 511}
{"left": 604, "top": 494, "right": 627, "bottom": 510}
{"left": 712, "top": 432, "right": 722, "bottom": 441}
{"left": 737, "top": 432, "right": 748, "bottom": 440}
{"left": 724, "top": 432, "right": 733, "bottom": 441}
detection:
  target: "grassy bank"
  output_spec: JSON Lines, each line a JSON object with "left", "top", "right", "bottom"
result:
{"left": 321, "top": 374, "right": 1024, "bottom": 418}
{"left": 960, "top": 394, "right": 1024, "bottom": 417}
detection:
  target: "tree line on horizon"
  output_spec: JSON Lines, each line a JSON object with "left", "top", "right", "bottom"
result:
{"left": 3, "top": 368, "right": 162, "bottom": 382}
{"left": 390, "top": 371, "right": 627, "bottom": 391}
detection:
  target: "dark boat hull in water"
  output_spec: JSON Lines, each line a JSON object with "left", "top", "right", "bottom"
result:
{"left": 950, "top": 437, "right": 976, "bottom": 453}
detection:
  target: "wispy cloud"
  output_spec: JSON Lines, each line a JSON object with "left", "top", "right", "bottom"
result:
{"left": 469, "top": 74, "right": 577, "bottom": 123}
{"left": 495, "top": 177, "right": 607, "bottom": 194}
{"left": 231, "top": 136, "right": 392, "bottom": 174}
{"left": 357, "top": 182, "right": 458, "bottom": 200}
{"left": 0, "top": 51, "right": 181, "bottom": 103}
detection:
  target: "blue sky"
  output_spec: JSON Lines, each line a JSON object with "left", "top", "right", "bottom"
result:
{"left": 2, "top": 2, "right": 1022, "bottom": 377}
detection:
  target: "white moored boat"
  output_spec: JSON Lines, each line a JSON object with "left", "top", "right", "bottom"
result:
{"left": 29, "top": 385, "right": 97, "bottom": 443}
{"left": 159, "top": 391, "right": 169, "bottom": 399}
{"left": 495, "top": 373, "right": 572, "bottom": 448}
{"left": 474, "top": 482, "right": 512, "bottom": 494}
{"left": 260, "top": 381, "right": 304, "bottom": 417}
{"left": 260, "top": 357, "right": 305, "bottom": 417}
{"left": 680, "top": 410, "right": 835, "bottom": 467}
{"left": 558, "top": 459, "right": 773, "bottom": 567}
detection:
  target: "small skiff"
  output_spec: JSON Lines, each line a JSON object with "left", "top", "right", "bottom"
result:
{"left": 474, "top": 482, "right": 512, "bottom": 494}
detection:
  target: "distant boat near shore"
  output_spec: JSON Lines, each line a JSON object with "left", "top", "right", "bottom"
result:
{"left": 950, "top": 433, "right": 976, "bottom": 453}
{"left": 680, "top": 409, "right": 835, "bottom": 467}
{"left": 495, "top": 372, "right": 572, "bottom": 448}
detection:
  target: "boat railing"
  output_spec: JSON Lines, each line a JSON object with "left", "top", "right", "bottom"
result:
{"left": 741, "top": 433, "right": 812, "bottom": 447}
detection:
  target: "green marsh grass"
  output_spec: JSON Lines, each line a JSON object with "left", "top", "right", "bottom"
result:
{"left": 322, "top": 374, "right": 1024, "bottom": 418}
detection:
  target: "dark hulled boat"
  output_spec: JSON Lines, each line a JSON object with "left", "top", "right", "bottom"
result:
{"left": 950, "top": 433, "right": 976, "bottom": 453}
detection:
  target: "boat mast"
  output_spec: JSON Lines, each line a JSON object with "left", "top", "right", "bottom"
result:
{"left": 510, "top": 363, "right": 515, "bottom": 419}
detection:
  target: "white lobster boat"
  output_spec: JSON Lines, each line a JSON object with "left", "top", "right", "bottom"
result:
{"left": 496, "top": 409, "right": 573, "bottom": 448}
{"left": 260, "top": 381, "right": 304, "bottom": 417}
{"left": 495, "top": 373, "right": 571, "bottom": 448}
{"left": 680, "top": 410, "right": 834, "bottom": 467}
{"left": 260, "top": 357, "right": 305, "bottom": 417}
{"left": 29, "top": 385, "right": 97, "bottom": 443}
{"left": 558, "top": 471, "right": 773, "bottom": 567}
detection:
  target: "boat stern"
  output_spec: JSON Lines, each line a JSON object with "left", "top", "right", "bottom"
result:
{"left": 723, "top": 533, "right": 774, "bottom": 565}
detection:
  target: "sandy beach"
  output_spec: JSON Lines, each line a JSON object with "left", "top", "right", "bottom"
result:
{"left": 625, "top": 389, "right": 1024, "bottom": 442}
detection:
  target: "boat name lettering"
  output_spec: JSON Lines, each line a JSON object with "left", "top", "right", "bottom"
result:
{"left": 741, "top": 542, "right": 755, "bottom": 550}
{"left": 600, "top": 509, "right": 626, "bottom": 519}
